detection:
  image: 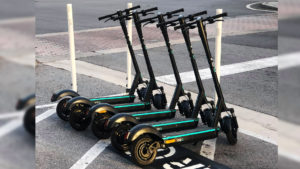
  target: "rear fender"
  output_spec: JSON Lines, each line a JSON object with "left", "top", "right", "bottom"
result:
{"left": 51, "top": 89, "right": 79, "bottom": 102}
{"left": 16, "top": 94, "right": 35, "bottom": 110}
{"left": 106, "top": 113, "right": 139, "bottom": 131}
{"left": 88, "top": 103, "right": 117, "bottom": 118}
{"left": 67, "top": 96, "right": 93, "bottom": 110}
{"left": 126, "top": 124, "right": 163, "bottom": 143}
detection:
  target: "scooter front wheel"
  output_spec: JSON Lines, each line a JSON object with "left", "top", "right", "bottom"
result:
{"left": 130, "top": 135, "right": 157, "bottom": 166}
{"left": 91, "top": 113, "right": 112, "bottom": 139}
{"left": 69, "top": 104, "right": 91, "bottom": 131}
{"left": 222, "top": 116, "right": 238, "bottom": 145}
{"left": 24, "top": 106, "right": 35, "bottom": 135}
{"left": 56, "top": 98, "right": 71, "bottom": 121}
{"left": 111, "top": 122, "right": 134, "bottom": 151}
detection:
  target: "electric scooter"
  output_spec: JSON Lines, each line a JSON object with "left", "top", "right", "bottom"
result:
{"left": 90, "top": 9, "right": 189, "bottom": 138}
{"left": 107, "top": 10, "right": 214, "bottom": 152}
{"left": 125, "top": 13, "right": 239, "bottom": 166}
{"left": 67, "top": 7, "right": 168, "bottom": 132}
{"left": 16, "top": 94, "right": 35, "bottom": 135}
{"left": 51, "top": 5, "right": 148, "bottom": 121}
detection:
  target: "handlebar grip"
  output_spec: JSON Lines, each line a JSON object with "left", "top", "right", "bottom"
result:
{"left": 165, "top": 8, "right": 184, "bottom": 16}
{"left": 142, "top": 7, "right": 158, "bottom": 14}
{"left": 187, "top": 11, "right": 207, "bottom": 20}
{"left": 125, "top": 5, "right": 141, "bottom": 12}
{"left": 204, "top": 12, "right": 227, "bottom": 21}
{"left": 139, "top": 16, "right": 157, "bottom": 23}
{"left": 98, "top": 14, "right": 115, "bottom": 21}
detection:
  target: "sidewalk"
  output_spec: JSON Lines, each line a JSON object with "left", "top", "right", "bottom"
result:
{"left": 36, "top": 13, "right": 278, "bottom": 59}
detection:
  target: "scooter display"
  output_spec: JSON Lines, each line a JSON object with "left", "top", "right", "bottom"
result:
{"left": 107, "top": 10, "right": 214, "bottom": 152}
{"left": 67, "top": 7, "right": 168, "bottom": 132}
{"left": 90, "top": 9, "right": 190, "bottom": 138}
{"left": 16, "top": 94, "right": 35, "bottom": 135}
{"left": 125, "top": 13, "right": 239, "bottom": 166}
{"left": 51, "top": 5, "right": 148, "bottom": 121}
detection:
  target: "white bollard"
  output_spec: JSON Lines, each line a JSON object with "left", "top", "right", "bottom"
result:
{"left": 67, "top": 4, "right": 77, "bottom": 92}
{"left": 126, "top": 3, "right": 133, "bottom": 91}
{"left": 214, "top": 9, "right": 223, "bottom": 104}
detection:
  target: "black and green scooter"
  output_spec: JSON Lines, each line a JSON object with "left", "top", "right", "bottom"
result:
{"left": 67, "top": 7, "right": 169, "bottom": 132}
{"left": 51, "top": 6, "right": 151, "bottom": 121}
{"left": 106, "top": 11, "right": 214, "bottom": 151}
{"left": 125, "top": 13, "right": 239, "bottom": 166}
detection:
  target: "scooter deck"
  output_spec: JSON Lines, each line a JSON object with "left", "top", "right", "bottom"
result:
{"left": 114, "top": 102, "right": 151, "bottom": 112}
{"left": 127, "top": 109, "right": 176, "bottom": 121}
{"left": 148, "top": 118, "right": 199, "bottom": 132}
{"left": 162, "top": 127, "right": 218, "bottom": 145}
{"left": 89, "top": 94, "right": 135, "bottom": 104}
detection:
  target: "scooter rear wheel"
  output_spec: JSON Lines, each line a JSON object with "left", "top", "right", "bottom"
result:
{"left": 91, "top": 113, "right": 112, "bottom": 139}
{"left": 222, "top": 116, "right": 238, "bottom": 145}
{"left": 111, "top": 122, "right": 134, "bottom": 151}
{"left": 56, "top": 98, "right": 71, "bottom": 121}
{"left": 24, "top": 106, "right": 35, "bottom": 135}
{"left": 130, "top": 135, "right": 157, "bottom": 166}
{"left": 153, "top": 93, "right": 167, "bottom": 109}
{"left": 69, "top": 104, "right": 91, "bottom": 131}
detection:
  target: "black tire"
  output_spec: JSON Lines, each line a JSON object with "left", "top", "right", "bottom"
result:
{"left": 91, "top": 113, "right": 112, "bottom": 139}
{"left": 23, "top": 106, "right": 35, "bottom": 135}
{"left": 56, "top": 98, "right": 71, "bottom": 121}
{"left": 153, "top": 93, "right": 167, "bottom": 109}
{"left": 222, "top": 116, "right": 238, "bottom": 145}
{"left": 130, "top": 135, "right": 157, "bottom": 166}
{"left": 111, "top": 123, "right": 134, "bottom": 152}
{"left": 203, "top": 108, "right": 214, "bottom": 127}
{"left": 69, "top": 104, "right": 91, "bottom": 131}
{"left": 178, "top": 100, "right": 192, "bottom": 118}
{"left": 137, "top": 87, "right": 147, "bottom": 101}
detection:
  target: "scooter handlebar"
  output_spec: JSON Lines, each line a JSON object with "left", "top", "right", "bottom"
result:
{"left": 98, "top": 5, "right": 141, "bottom": 21}
{"left": 156, "top": 10, "right": 207, "bottom": 27}
{"left": 173, "top": 12, "right": 228, "bottom": 30}
{"left": 165, "top": 8, "right": 184, "bottom": 18}
{"left": 203, "top": 12, "right": 227, "bottom": 22}
{"left": 139, "top": 8, "right": 184, "bottom": 24}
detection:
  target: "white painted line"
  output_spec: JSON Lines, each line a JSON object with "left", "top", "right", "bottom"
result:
{"left": 182, "top": 164, "right": 204, "bottom": 169}
{"left": 36, "top": 103, "right": 57, "bottom": 109}
{"left": 36, "top": 109, "right": 56, "bottom": 124}
{"left": 200, "top": 138, "right": 217, "bottom": 160}
{"left": 157, "top": 56, "right": 277, "bottom": 85}
{"left": 0, "top": 118, "right": 22, "bottom": 138}
{"left": 278, "top": 52, "right": 300, "bottom": 70}
{"left": 279, "top": 149, "right": 300, "bottom": 163}
{"left": 239, "top": 128, "right": 277, "bottom": 145}
{"left": 69, "top": 140, "right": 109, "bottom": 169}
{"left": 246, "top": 2, "right": 276, "bottom": 13}
{"left": 0, "top": 111, "right": 24, "bottom": 120}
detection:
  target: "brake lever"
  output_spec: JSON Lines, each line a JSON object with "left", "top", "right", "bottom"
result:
{"left": 104, "top": 18, "right": 111, "bottom": 23}
{"left": 142, "top": 12, "right": 155, "bottom": 16}
{"left": 143, "top": 20, "right": 156, "bottom": 27}
{"left": 125, "top": 16, "right": 132, "bottom": 20}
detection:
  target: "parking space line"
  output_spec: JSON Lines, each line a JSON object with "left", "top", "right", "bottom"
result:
{"left": 200, "top": 138, "right": 217, "bottom": 160}
{"left": 278, "top": 52, "right": 300, "bottom": 70}
{"left": 157, "top": 56, "right": 277, "bottom": 85}
{"left": 69, "top": 140, "right": 109, "bottom": 169}
{"left": 36, "top": 103, "right": 57, "bottom": 109}
{"left": 0, "top": 111, "right": 23, "bottom": 119}
{"left": 0, "top": 118, "right": 22, "bottom": 138}
{"left": 239, "top": 128, "right": 277, "bottom": 145}
{"left": 36, "top": 109, "right": 56, "bottom": 123}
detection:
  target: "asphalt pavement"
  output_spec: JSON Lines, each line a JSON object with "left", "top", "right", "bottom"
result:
{"left": 34, "top": 1, "right": 281, "bottom": 169}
